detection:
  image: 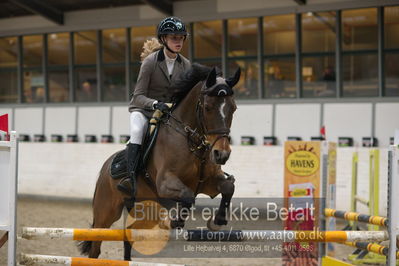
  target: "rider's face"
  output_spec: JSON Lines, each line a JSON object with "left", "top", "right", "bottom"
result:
{"left": 164, "top": 34, "right": 185, "bottom": 53}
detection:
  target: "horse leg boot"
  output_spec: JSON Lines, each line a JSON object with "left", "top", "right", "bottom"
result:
{"left": 117, "top": 143, "right": 141, "bottom": 202}
{"left": 208, "top": 177, "right": 235, "bottom": 231}
{"left": 123, "top": 206, "right": 133, "bottom": 261}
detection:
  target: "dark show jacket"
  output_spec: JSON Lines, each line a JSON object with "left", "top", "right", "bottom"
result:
{"left": 128, "top": 49, "right": 191, "bottom": 118}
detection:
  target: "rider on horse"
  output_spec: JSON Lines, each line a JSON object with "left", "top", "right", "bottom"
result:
{"left": 117, "top": 17, "right": 191, "bottom": 196}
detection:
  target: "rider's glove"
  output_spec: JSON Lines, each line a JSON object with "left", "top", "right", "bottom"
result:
{"left": 153, "top": 101, "right": 170, "bottom": 113}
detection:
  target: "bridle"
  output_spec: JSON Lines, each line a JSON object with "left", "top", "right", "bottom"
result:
{"left": 195, "top": 91, "right": 231, "bottom": 147}
{"left": 162, "top": 88, "right": 232, "bottom": 195}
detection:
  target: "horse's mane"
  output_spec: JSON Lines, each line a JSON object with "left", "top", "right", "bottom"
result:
{"left": 172, "top": 63, "right": 222, "bottom": 104}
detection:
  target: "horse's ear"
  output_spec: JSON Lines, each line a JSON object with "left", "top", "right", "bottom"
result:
{"left": 206, "top": 67, "right": 217, "bottom": 88}
{"left": 226, "top": 67, "right": 241, "bottom": 88}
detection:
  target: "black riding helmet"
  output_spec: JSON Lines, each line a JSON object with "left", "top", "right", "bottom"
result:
{"left": 157, "top": 17, "right": 187, "bottom": 53}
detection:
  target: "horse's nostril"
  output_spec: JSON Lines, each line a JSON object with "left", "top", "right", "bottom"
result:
{"left": 214, "top": 150, "right": 221, "bottom": 159}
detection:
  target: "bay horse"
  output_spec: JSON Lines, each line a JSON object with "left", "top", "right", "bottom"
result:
{"left": 79, "top": 63, "right": 240, "bottom": 260}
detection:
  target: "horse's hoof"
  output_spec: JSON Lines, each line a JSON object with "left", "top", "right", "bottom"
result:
{"left": 215, "top": 218, "right": 228, "bottom": 226}
{"left": 170, "top": 220, "right": 185, "bottom": 229}
{"left": 207, "top": 217, "right": 222, "bottom": 231}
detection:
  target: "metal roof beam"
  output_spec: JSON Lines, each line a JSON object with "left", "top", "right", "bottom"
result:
{"left": 293, "top": 0, "right": 306, "bottom": 5}
{"left": 8, "top": 0, "right": 64, "bottom": 25}
{"left": 141, "top": 0, "right": 173, "bottom": 16}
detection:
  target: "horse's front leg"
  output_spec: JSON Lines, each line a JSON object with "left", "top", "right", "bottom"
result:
{"left": 157, "top": 171, "right": 195, "bottom": 229}
{"left": 208, "top": 175, "right": 235, "bottom": 231}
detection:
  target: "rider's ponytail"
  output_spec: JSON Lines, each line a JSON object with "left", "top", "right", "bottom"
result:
{"left": 140, "top": 38, "right": 163, "bottom": 62}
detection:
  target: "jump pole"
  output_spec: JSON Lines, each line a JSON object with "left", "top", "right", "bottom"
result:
{"left": 324, "top": 208, "right": 388, "bottom": 227}
{"left": 20, "top": 254, "right": 185, "bottom": 266}
{"left": 342, "top": 241, "right": 399, "bottom": 259}
{"left": 21, "top": 227, "right": 390, "bottom": 243}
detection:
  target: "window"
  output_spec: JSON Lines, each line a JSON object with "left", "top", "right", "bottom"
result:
{"left": 385, "top": 53, "right": 399, "bottom": 96}
{"left": 342, "top": 8, "right": 378, "bottom": 97}
{"left": 23, "top": 70, "right": 44, "bottom": 103}
{"left": 264, "top": 15, "right": 296, "bottom": 98}
{"left": 228, "top": 18, "right": 257, "bottom": 56}
{"left": 385, "top": 6, "right": 399, "bottom": 49}
{"left": 131, "top": 26, "right": 156, "bottom": 62}
{"left": 302, "top": 12, "right": 336, "bottom": 98}
{"left": 75, "top": 67, "right": 97, "bottom": 102}
{"left": 384, "top": 6, "right": 399, "bottom": 96}
{"left": 74, "top": 31, "right": 97, "bottom": 65}
{"left": 48, "top": 33, "right": 69, "bottom": 65}
{"left": 0, "top": 37, "right": 18, "bottom": 68}
{"left": 102, "top": 28, "right": 126, "bottom": 102}
{"left": 0, "top": 37, "right": 17, "bottom": 103}
{"left": 103, "top": 28, "right": 126, "bottom": 63}
{"left": 302, "top": 12, "right": 336, "bottom": 53}
{"left": 23, "top": 35, "right": 43, "bottom": 67}
{"left": 302, "top": 56, "right": 336, "bottom": 98}
{"left": 74, "top": 31, "right": 97, "bottom": 102}
{"left": 48, "top": 33, "right": 69, "bottom": 102}
{"left": 23, "top": 35, "right": 44, "bottom": 103}
{"left": 103, "top": 66, "right": 125, "bottom": 101}
{"left": 194, "top": 20, "right": 222, "bottom": 58}
{"left": 342, "top": 8, "right": 378, "bottom": 51}
{"left": 227, "top": 18, "right": 258, "bottom": 99}
{"left": 48, "top": 70, "right": 69, "bottom": 102}
{"left": 264, "top": 58, "right": 296, "bottom": 98}
{"left": 228, "top": 59, "right": 258, "bottom": 99}
{"left": 193, "top": 20, "right": 222, "bottom": 73}
{"left": 264, "top": 14, "right": 295, "bottom": 55}
{"left": 342, "top": 54, "right": 378, "bottom": 97}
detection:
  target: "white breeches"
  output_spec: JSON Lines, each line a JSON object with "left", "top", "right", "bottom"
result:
{"left": 129, "top": 111, "right": 148, "bottom": 144}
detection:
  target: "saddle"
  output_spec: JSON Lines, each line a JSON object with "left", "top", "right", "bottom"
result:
{"left": 110, "top": 109, "right": 165, "bottom": 180}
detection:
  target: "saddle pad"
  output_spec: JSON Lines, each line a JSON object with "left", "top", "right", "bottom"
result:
{"left": 110, "top": 150, "right": 128, "bottom": 180}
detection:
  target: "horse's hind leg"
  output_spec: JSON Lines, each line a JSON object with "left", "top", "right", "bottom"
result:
{"left": 124, "top": 241, "right": 132, "bottom": 261}
{"left": 123, "top": 206, "right": 134, "bottom": 261}
{"left": 91, "top": 200, "right": 123, "bottom": 258}
{"left": 79, "top": 174, "right": 124, "bottom": 258}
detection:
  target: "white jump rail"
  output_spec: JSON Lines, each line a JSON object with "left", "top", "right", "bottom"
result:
{"left": 20, "top": 254, "right": 186, "bottom": 266}
{"left": 0, "top": 131, "right": 18, "bottom": 266}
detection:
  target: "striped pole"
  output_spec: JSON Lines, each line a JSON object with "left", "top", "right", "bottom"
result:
{"left": 324, "top": 208, "right": 388, "bottom": 227}
{"left": 20, "top": 254, "right": 185, "bottom": 266}
{"left": 342, "top": 241, "right": 399, "bottom": 259}
{"left": 22, "top": 228, "right": 170, "bottom": 242}
{"left": 21, "top": 227, "right": 390, "bottom": 243}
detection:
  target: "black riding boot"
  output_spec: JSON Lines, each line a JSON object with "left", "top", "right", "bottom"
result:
{"left": 117, "top": 143, "right": 141, "bottom": 196}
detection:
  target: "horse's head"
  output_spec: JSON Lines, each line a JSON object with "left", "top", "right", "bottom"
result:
{"left": 199, "top": 67, "right": 241, "bottom": 165}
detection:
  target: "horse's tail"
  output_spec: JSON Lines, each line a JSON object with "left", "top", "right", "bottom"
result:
{"left": 77, "top": 214, "right": 95, "bottom": 255}
{"left": 77, "top": 173, "right": 100, "bottom": 255}
{"left": 140, "top": 38, "right": 162, "bottom": 62}
{"left": 77, "top": 233, "right": 93, "bottom": 255}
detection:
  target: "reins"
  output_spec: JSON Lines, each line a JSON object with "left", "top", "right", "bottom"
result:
{"left": 161, "top": 91, "right": 231, "bottom": 195}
